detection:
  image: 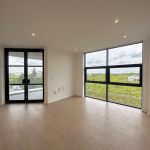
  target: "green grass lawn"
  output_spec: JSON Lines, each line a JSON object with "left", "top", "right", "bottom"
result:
{"left": 86, "top": 74, "right": 142, "bottom": 108}
{"left": 87, "top": 73, "right": 139, "bottom": 84}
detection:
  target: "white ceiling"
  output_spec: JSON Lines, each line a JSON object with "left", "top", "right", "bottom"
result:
{"left": 0, "top": 0, "right": 150, "bottom": 53}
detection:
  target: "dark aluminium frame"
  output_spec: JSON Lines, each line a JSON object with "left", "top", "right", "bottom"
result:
{"left": 84, "top": 42, "right": 143, "bottom": 109}
{"left": 4, "top": 48, "right": 44, "bottom": 103}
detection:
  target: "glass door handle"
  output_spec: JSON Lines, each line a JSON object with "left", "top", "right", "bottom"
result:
{"left": 27, "top": 79, "right": 30, "bottom": 84}
{"left": 22, "top": 79, "right": 30, "bottom": 84}
{"left": 22, "top": 79, "right": 26, "bottom": 84}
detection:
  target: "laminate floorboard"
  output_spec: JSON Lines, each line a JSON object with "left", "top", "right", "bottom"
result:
{"left": 0, "top": 97, "right": 150, "bottom": 150}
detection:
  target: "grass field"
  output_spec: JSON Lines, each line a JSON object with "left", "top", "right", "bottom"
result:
{"left": 86, "top": 74, "right": 142, "bottom": 108}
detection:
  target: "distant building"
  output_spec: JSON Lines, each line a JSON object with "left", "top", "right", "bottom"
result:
{"left": 128, "top": 75, "right": 139, "bottom": 82}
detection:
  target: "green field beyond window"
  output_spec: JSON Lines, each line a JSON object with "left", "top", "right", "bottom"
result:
{"left": 85, "top": 43, "right": 142, "bottom": 108}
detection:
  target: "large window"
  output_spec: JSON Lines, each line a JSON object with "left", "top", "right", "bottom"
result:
{"left": 85, "top": 43, "right": 142, "bottom": 108}
{"left": 85, "top": 50, "right": 107, "bottom": 101}
{"left": 5, "top": 49, "right": 44, "bottom": 103}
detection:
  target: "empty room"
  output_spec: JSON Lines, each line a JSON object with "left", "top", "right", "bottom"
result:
{"left": 0, "top": 0, "right": 150, "bottom": 150}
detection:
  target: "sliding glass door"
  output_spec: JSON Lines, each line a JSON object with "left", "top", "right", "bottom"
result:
{"left": 84, "top": 43, "right": 142, "bottom": 108}
{"left": 5, "top": 49, "right": 44, "bottom": 103}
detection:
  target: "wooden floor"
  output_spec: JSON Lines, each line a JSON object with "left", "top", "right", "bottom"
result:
{"left": 0, "top": 97, "right": 150, "bottom": 150}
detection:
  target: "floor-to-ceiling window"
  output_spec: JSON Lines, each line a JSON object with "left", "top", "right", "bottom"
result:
{"left": 84, "top": 43, "right": 142, "bottom": 108}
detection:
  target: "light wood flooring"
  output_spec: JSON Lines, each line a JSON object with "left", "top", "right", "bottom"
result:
{"left": 0, "top": 97, "right": 150, "bottom": 150}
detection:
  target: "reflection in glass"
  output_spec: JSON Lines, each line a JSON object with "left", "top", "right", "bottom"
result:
{"left": 110, "top": 67, "right": 140, "bottom": 84}
{"left": 28, "top": 67, "right": 43, "bottom": 84}
{"left": 109, "top": 43, "right": 142, "bottom": 65}
{"left": 9, "top": 85, "right": 24, "bottom": 100}
{"left": 28, "top": 85, "right": 43, "bottom": 100}
{"left": 87, "top": 69, "right": 106, "bottom": 82}
{"left": 86, "top": 50, "right": 106, "bottom": 67}
{"left": 9, "top": 67, "right": 24, "bottom": 84}
{"left": 9, "top": 52, "right": 24, "bottom": 65}
{"left": 86, "top": 83, "right": 106, "bottom": 100}
{"left": 108, "top": 85, "right": 142, "bottom": 108}
{"left": 28, "top": 52, "right": 43, "bottom": 66}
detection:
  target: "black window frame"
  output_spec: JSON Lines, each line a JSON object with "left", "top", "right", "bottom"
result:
{"left": 4, "top": 48, "right": 44, "bottom": 103}
{"left": 84, "top": 42, "right": 143, "bottom": 109}
{"left": 85, "top": 67, "right": 107, "bottom": 83}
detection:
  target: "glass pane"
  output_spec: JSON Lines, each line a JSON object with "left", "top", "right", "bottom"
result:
{"left": 86, "top": 83, "right": 106, "bottom": 100}
{"left": 28, "top": 52, "right": 43, "bottom": 66}
{"left": 86, "top": 50, "right": 106, "bottom": 67}
{"left": 9, "top": 67, "right": 24, "bottom": 84}
{"left": 87, "top": 69, "right": 106, "bottom": 82}
{"left": 9, "top": 52, "right": 24, "bottom": 66}
{"left": 28, "top": 85, "right": 43, "bottom": 100}
{"left": 110, "top": 67, "right": 140, "bottom": 84}
{"left": 28, "top": 67, "right": 43, "bottom": 84}
{"left": 108, "top": 85, "right": 142, "bottom": 108}
{"left": 109, "top": 43, "right": 142, "bottom": 65}
{"left": 9, "top": 85, "right": 24, "bottom": 100}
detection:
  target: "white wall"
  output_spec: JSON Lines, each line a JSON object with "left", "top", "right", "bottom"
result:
{"left": 142, "top": 39, "right": 149, "bottom": 112}
{"left": 142, "top": 37, "right": 150, "bottom": 115}
{"left": 146, "top": 38, "right": 150, "bottom": 115}
{"left": 74, "top": 53, "right": 84, "bottom": 97}
{"left": 0, "top": 47, "right": 5, "bottom": 105}
{"left": 0, "top": 47, "right": 75, "bottom": 105}
{"left": 47, "top": 49, "right": 75, "bottom": 103}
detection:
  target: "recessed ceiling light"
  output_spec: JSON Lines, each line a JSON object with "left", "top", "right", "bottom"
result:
{"left": 114, "top": 19, "right": 119, "bottom": 24}
{"left": 123, "top": 35, "right": 127, "bottom": 38}
{"left": 74, "top": 48, "right": 78, "bottom": 51}
{"left": 32, "top": 33, "right": 36, "bottom": 37}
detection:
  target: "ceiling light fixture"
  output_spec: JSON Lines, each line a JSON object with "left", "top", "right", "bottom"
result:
{"left": 32, "top": 33, "right": 36, "bottom": 37}
{"left": 74, "top": 48, "right": 78, "bottom": 51}
{"left": 114, "top": 19, "right": 119, "bottom": 24}
{"left": 123, "top": 35, "right": 127, "bottom": 38}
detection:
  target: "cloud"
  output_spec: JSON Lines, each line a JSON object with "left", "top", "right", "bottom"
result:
{"left": 86, "top": 43, "right": 142, "bottom": 73}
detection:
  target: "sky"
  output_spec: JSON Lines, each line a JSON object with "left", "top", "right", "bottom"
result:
{"left": 86, "top": 43, "right": 142, "bottom": 74}
{"left": 9, "top": 56, "right": 42, "bottom": 75}
{"left": 9, "top": 56, "right": 42, "bottom": 66}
